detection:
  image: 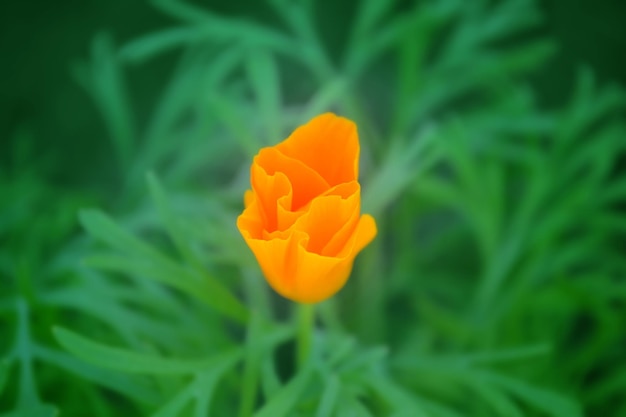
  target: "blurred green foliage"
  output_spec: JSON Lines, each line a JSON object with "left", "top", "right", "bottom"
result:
{"left": 1, "top": 0, "right": 625, "bottom": 416}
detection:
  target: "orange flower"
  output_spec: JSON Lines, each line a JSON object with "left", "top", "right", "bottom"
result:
{"left": 237, "top": 113, "right": 377, "bottom": 303}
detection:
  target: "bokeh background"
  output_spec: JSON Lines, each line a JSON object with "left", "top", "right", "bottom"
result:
{"left": 1, "top": 0, "right": 626, "bottom": 416}
{"left": 2, "top": 0, "right": 626, "bottom": 178}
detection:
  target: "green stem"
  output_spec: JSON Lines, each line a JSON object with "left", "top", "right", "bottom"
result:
{"left": 297, "top": 303, "right": 315, "bottom": 369}
{"left": 238, "top": 314, "right": 261, "bottom": 417}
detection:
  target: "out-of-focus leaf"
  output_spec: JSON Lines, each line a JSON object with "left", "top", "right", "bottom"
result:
{"left": 150, "top": 359, "right": 238, "bottom": 417}
{"left": 302, "top": 78, "right": 348, "bottom": 120}
{"left": 150, "top": 381, "right": 195, "bottom": 417}
{"left": 441, "top": 0, "right": 540, "bottom": 65}
{"left": 585, "top": 365, "right": 626, "bottom": 408}
{"left": 470, "top": 383, "right": 524, "bottom": 417}
{"left": 558, "top": 68, "right": 626, "bottom": 144}
{"left": 395, "top": 345, "right": 551, "bottom": 372}
{"left": 79, "top": 209, "right": 162, "bottom": 259}
{"left": 363, "top": 126, "right": 440, "bottom": 216}
{"left": 350, "top": 0, "right": 397, "bottom": 39}
{"left": 79, "top": 209, "right": 248, "bottom": 322}
{"left": 238, "top": 314, "right": 264, "bottom": 417}
{"left": 368, "top": 377, "right": 429, "bottom": 417}
{"left": 345, "top": 5, "right": 424, "bottom": 79}
{"left": 315, "top": 374, "right": 340, "bottom": 417}
{"left": 209, "top": 96, "right": 260, "bottom": 157}
{"left": 336, "top": 346, "right": 388, "bottom": 374}
{"left": 391, "top": 9, "right": 437, "bottom": 136}
{"left": 150, "top": 0, "right": 293, "bottom": 54}
{"left": 327, "top": 335, "right": 357, "bottom": 368}
{"left": 0, "top": 404, "right": 58, "bottom": 417}
{"left": 246, "top": 50, "right": 282, "bottom": 143}
{"left": 78, "top": 33, "right": 135, "bottom": 169}
{"left": 460, "top": 344, "right": 551, "bottom": 366}
{"left": 147, "top": 173, "right": 202, "bottom": 269}
{"left": 119, "top": 27, "right": 209, "bottom": 63}
{"left": 413, "top": 177, "right": 461, "bottom": 209}
{"left": 419, "top": 399, "right": 466, "bottom": 417}
{"left": 14, "top": 300, "right": 38, "bottom": 409}
{"left": 479, "top": 371, "right": 583, "bottom": 417}
{"left": 150, "top": 0, "right": 216, "bottom": 24}
{"left": 378, "top": 3, "right": 453, "bottom": 66}
{"left": 34, "top": 344, "right": 158, "bottom": 404}
{"left": 334, "top": 395, "right": 374, "bottom": 417}
{"left": 259, "top": 358, "right": 282, "bottom": 400}
{"left": 89, "top": 253, "right": 247, "bottom": 321}
{"left": 253, "top": 368, "right": 314, "bottom": 417}
{"left": 54, "top": 326, "right": 241, "bottom": 375}
{"left": 130, "top": 48, "right": 242, "bottom": 184}
{"left": 477, "top": 0, "right": 542, "bottom": 42}
{"left": 560, "top": 123, "right": 626, "bottom": 195}
{"left": 414, "top": 296, "right": 474, "bottom": 345}
{"left": 262, "top": 1, "right": 333, "bottom": 81}
{"left": 0, "top": 360, "right": 9, "bottom": 394}
{"left": 44, "top": 287, "right": 204, "bottom": 354}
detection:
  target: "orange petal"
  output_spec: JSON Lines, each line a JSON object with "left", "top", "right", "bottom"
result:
{"left": 244, "top": 190, "right": 254, "bottom": 209}
{"left": 275, "top": 113, "right": 359, "bottom": 186}
{"left": 240, "top": 212, "right": 377, "bottom": 303}
{"left": 250, "top": 164, "right": 291, "bottom": 232}
{"left": 255, "top": 147, "right": 330, "bottom": 210}
{"left": 237, "top": 193, "right": 265, "bottom": 239}
{"left": 291, "top": 181, "right": 361, "bottom": 256}
{"left": 241, "top": 230, "right": 309, "bottom": 299}
{"left": 237, "top": 113, "right": 377, "bottom": 304}
{"left": 276, "top": 194, "right": 305, "bottom": 231}
{"left": 290, "top": 248, "right": 354, "bottom": 303}
{"left": 342, "top": 214, "right": 377, "bottom": 257}
{"left": 290, "top": 215, "right": 376, "bottom": 303}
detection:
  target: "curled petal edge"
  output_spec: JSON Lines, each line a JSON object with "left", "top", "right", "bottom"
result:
{"left": 238, "top": 214, "right": 377, "bottom": 303}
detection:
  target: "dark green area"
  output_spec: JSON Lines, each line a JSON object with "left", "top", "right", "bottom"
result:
{"left": 1, "top": 0, "right": 625, "bottom": 184}
{"left": 1, "top": 0, "right": 625, "bottom": 416}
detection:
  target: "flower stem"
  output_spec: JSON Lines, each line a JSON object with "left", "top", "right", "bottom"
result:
{"left": 297, "top": 303, "right": 315, "bottom": 369}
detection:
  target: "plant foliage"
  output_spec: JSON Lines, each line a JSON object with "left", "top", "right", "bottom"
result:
{"left": 1, "top": 0, "right": 625, "bottom": 416}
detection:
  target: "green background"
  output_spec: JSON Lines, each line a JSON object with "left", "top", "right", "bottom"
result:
{"left": 1, "top": 0, "right": 625, "bottom": 416}
{"left": 2, "top": 0, "right": 625, "bottom": 177}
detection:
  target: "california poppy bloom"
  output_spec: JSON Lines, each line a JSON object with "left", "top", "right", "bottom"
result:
{"left": 237, "top": 113, "right": 377, "bottom": 303}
